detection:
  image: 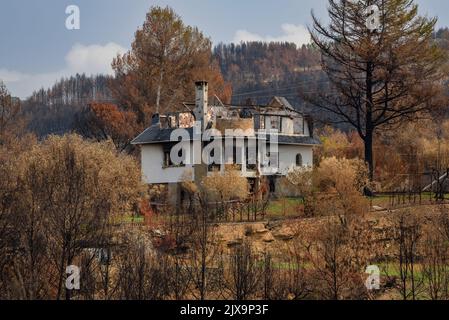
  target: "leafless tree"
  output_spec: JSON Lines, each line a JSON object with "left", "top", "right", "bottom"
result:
{"left": 225, "top": 242, "right": 261, "bottom": 300}
{"left": 115, "top": 238, "right": 169, "bottom": 300}
{"left": 305, "top": 218, "right": 369, "bottom": 300}
{"left": 391, "top": 213, "right": 424, "bottom": 300}
{"left": 262, "top": 247, "right": 312, "bottom": 300}
{"left": 185, "top": 198, "right": 222, "bottom": 300}
{"left": 421, "top": 227, "right": 449, "bottom": 300}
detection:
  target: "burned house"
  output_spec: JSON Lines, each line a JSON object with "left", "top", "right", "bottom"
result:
{"left": 132, "top": 81, "right": 320, "bottom": 203}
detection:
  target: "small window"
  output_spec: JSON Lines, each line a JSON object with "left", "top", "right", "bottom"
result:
{"left": 160, "top": 116, "right": 169, "bottom": 129}
{"left": 207, "top": 148, "right": 221, "bottom": 172}
{"left": 164, "top": 144, "right": 187, "bottom": 168}
{"left": 259, "top": 116, "right": 265, "bottom": 129}
{"left": 296, "top": 154, "right": 303, "bottom": 167}
{"left": 282, "top": 117, "right": 293, "bottom": 134}
{"left": 294, "top": 117, "right": 304, "bottom": 135}
{"left": 164, "top": 151, "right": 173, "bottom": 167}
{"left": 168, "top": 116, "right": 177, "bottom": 128}
{"left": 265, "top": 116, "right": 272, "bottom": 130}
{"left": 271, "top": 116, "right": 280, "bottom": 130}
{"left": 246, "top": 145, "right": 257, "bottom": 171}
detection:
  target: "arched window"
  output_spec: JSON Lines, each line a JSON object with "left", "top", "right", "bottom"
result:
{"left": 296, "top": 153, "right": 303, "bottom": 167}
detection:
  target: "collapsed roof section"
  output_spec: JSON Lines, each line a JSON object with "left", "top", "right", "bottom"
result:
{"left": 132, "top": 81, "right": 320, "bottom": 146}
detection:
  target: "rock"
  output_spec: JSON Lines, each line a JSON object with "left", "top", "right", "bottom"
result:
{"left": 266, "top": 221, "right": 282, "bottom": 230}
{"left": 273, "top": 231, "right": 294, "bottom": 241}
{"left": 256, "top": 229, "right": 269, "bottom": 235}
{"left": 372, "top": 206, "right": 385, "bottom": 212}
{"left": 227, "top": 239, "right": 243, "bottom": 247}
{"left": 262, "top": 233, "right": 275, "bottom": 243}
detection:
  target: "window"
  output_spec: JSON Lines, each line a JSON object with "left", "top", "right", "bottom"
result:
{"left": 232, "top": 141, "right": 243, "bottom": 171}
{"left": 208, "top": 148, "right": 221, "bottom": 172}
{"left": 164, "top": 151, "right": 173, "bottom": 167}
{"left": 246, "top": 143, "right": 257, "bottom": 171}
{"left": 293, "top": 117, "right": 304, "bottom": 135}
{"left": 296, "top": 153, "right": 303, "bottom": 167}
{"left": 259, "top": 115, "right": 265, "bottom": 129}
{"left": 264, "top": 116, "right": 271, "bottom": 130}
{"left": 164, "top": 149, "right": 185, "bottom": 168}
{"left": 271, "top": 116, "right": 280, "bottom": 130}
{"left": 160, "top": 116, "right": 168, "bottom": 129}
{"left": 282, "top": 117, "right": 294, "bottom": 134}
{"left": 168, "top": 116, "right": 177, "bottom": 128}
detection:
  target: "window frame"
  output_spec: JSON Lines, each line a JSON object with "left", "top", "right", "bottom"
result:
{"left": 296, "top": 153, "right": 303, "bottom": 167}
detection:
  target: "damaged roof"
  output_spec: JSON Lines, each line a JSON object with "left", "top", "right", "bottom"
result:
{"left": 276, "top": 135, "right": 321, "bottom": 146}
{"left": 132, "top": 126, "right": 196, "bottom": 145}
{"left": 132, "top": 125, "right": 320, "bottom": 146}
{"left": 268, "top": 96, "right": 296, "bottom": 111}
{"left": 132, "top": 95, "right": 321, "bottom": 146}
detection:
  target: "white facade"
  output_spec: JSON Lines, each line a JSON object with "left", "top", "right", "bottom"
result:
{"left": 141, "top": 144, "right": 194, "bottom": 184}
{"left": 140, "top": 141, "right": 314, "bottom": 184}
{"left": 278, "top": 145, "right": 313, "bottom": 175}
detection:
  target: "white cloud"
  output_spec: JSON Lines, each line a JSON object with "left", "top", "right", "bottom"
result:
{"left": 65, "top": 43, "right": 127, "bottom": 75}
{"left": 0, "top": 42, "right": 127, "bottom": 99}
{"left": 233, "top": 23, "right": 311, "bottom": 47}
{"left": 0, "top": 69, "right": 27, "bottom": 83}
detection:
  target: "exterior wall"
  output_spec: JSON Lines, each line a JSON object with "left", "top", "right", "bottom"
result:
{"left": 278, "top": 145, "right": 313, "bottom": 176}
{"left": 141, "top": 142, "right": 314, "bottom": 184}
{"left": 272, "top": 145, "right": 313, "bottom": 197}
{"left": 141, "top": 144, "right": 194, "bottom": 184}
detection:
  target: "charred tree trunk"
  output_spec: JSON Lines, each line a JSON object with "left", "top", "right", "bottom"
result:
{"left": 365, "top": 62, "right": 375, "bottom": 182}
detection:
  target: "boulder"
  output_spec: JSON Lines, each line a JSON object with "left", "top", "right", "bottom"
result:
{"left": 372, "top": 206, "right": 385, "bottom": 212}
{"left": 266, "top": 221, "right": 282, "bottom": 231}
{"left": 256, "top": 228, "right": 270, "bottom": 235}
{"left": 273, "top": 230, "right": 294, "bottom": 241}
{"left": 227, "top": 239, "right": 244, "bottom": 247}
{"left": 262, "top": 233, "right": 275, "bottom": 243}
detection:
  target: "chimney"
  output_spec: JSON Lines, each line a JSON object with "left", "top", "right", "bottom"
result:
{"left": 151, "top": 113, "right": 160, "bottom": 126}
{"left": 194, "top": 81, "right": 209, "bottom": 131}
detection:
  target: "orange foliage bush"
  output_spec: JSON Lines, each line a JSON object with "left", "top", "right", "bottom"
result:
{"left": 80, "top": 102, "right": 141, "bottom": 152}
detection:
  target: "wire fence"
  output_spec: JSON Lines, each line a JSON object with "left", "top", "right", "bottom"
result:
{"left": 148, "top": 196, "right": 270, "bottom": 224}
{"left": 143, "top": 187, "right": 449, "bottom": 226}
{"left": 370, "top": 190, "right": 449, "bottom": 211}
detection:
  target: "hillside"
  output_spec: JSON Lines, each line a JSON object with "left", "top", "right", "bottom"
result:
{"left": 213, "top": 42, "right": 322, "bottom": 104}
{"left": 21, "top": 74, "right": 114, "bottom": 137}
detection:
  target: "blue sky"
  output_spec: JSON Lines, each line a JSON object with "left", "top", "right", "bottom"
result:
{"left": 0, "top": 0, "right": 447, "bottom": 98}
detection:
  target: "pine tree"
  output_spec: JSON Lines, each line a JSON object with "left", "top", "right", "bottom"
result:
{"left": 308, "top": 0, "right": 447, "bottom": 180}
